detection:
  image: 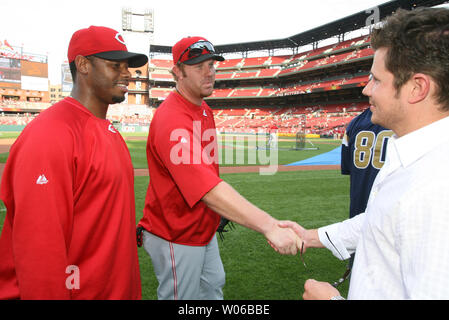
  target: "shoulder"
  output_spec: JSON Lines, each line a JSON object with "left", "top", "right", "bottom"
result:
{"left": 152, "top": 94, "right": 196, "bottom": 133}
{"left": 347, "top": 109, "right": 371, "bottom": 132}
{"left": 16, "top": 99, "right": 91, "bottom": 148}
{"left": 34, "top": 98, "right": 90, "bottom": 126}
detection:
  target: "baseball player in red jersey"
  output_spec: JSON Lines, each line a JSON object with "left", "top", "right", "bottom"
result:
{"left": 138, "top": 36, "right": 301, "bottom": 300}
{"left": 0, "top": 26, "right": 148, "bottom": 299}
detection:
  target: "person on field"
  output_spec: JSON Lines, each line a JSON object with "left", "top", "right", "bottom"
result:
{"left": 137, "top": 36, "right": 301, "bottom": 300}
{"left": 0, "top": 26, "right": 148, "bottom": 299}
{"left": 283, "top": 7, "right": 449, "bottom": 300}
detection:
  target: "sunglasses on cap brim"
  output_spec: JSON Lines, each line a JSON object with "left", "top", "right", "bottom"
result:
{"left": 178, "top": 41, "right": 216, "bottom": 63}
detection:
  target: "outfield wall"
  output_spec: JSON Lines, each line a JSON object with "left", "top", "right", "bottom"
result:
{"left": 0, "top": 125, "right": 321, "bottom": 139}
{"left": 0, "top": 125, "right": 25, "bottom": 131}
{"left": 220, "top": 131, "right": 320, "bottom": 139}
{"left": 0, "top": 124, "right": 151, "bottom": 134}
{"left": 115, "top": 124, "right": 150, "bottom": 133}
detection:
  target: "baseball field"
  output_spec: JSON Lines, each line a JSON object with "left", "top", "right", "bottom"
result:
{"left": 0, "top": 131, "right": 351, "bottom": 300}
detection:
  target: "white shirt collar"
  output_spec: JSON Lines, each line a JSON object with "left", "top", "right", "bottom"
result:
{"left": 389, "top": 116, "right": 449, "bottom": 168}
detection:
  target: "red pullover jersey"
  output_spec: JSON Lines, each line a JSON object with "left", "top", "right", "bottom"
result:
{"left": 138, "top": 91, "right": 222, "bottom": 246}
{"left": 0, "top": 97, "right": 141, "bottom": 299}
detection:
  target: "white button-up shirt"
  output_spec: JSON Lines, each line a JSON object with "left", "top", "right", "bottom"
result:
{"left": 319, "top": 115, "right": 449, "bottom": 299}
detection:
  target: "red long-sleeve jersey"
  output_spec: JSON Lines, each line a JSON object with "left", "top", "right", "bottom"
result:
{"left": 0, "top": 97, "right": 141, "bottom": 299}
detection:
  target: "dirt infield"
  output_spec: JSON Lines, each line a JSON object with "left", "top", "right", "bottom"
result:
{"left": 219, "top": 164, "right": 339, "bottom": 174}
{"left": 0, "top": 138, "right": 339, "bottom": 178}
{"left": 0, "top": 139, "right": 15, "bottom": 153}
{"left": 132, "top": 165, "right": 339, "bottom": 176}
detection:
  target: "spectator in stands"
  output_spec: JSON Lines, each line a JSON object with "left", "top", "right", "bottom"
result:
{"left": 137, "top": 36, "right": 301, "bottom": 300}
{"left": 282, "top": 7, "right": 449, "bottom": 299}
{"left": 0, "top": 26, "right": 148, "bottom": 299}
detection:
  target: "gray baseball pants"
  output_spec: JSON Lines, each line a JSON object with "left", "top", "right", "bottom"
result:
{"left": 142, "top": 230, "right": 225, "bottom": 300}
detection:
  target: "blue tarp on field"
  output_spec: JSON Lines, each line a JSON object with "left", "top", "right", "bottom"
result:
{"left": 286, "top": 146, "right": 341, "bottom": 166}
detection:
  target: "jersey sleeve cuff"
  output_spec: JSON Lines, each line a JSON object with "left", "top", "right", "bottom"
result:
{"left": 318, "top": 224, "right": 352, "bottom": 260}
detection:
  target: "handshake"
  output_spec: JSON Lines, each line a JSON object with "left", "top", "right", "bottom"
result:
{"left": 264, "top": 219, "right": 324, "bottom": 255}
{"left": 264, "top": 219, "right": 304, "bottom": 255}
{"left": 265, "top": 220, "right": 342, "bottom": 300}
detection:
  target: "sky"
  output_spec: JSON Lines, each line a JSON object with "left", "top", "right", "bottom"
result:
{"left": 0, "top": 0, "right": 441, "bottom": 84}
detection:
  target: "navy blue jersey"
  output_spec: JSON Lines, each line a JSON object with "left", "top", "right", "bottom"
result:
{"left": 341, "top": 108, "right": 393, "bottom": 218}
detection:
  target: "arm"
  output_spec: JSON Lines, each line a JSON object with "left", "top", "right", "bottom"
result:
{"left": 4, "top": 124, "right": 74, "bottom": 299}
{"left": 202, "top": 181, "right": 301, "bottom": 255}
{"left": 279, "top": 212, "right": 366, "bottom": 259}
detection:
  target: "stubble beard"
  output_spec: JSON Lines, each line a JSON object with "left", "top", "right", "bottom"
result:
{"left": 112, "top": 95, "right": 126, "bottom": 104}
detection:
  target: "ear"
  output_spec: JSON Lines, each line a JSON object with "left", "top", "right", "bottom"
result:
{"left": 408, "top": 73, "right": 431, "bottom": 104}
{"left": 74, "top": 55, "right": 90, "bottom": 76}
{"left": 172, "top": 64, "right": 184, "bottom": 80}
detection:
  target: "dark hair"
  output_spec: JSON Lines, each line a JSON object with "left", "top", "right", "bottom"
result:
{"left": 69, "top": 55, "right": 97, "bottom": 83}
{"left": 371, "top": 7, "right": 449, "bottom": 110}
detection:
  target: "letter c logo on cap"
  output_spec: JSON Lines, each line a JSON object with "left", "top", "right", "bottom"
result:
{"left": 115, "top": 33, "right": 126, "bottom": 45}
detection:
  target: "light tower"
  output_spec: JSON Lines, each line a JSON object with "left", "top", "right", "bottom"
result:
{"left": 119, "top": 7, "right": 154, "bottom": 108}
{"left": 121, "top": 7, "right": 154, "bottom": 57}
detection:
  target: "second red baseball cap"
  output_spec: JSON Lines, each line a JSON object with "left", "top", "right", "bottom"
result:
{"left": 68, "top": 26, "right": 148, "bottom": 68}
{"left": 172, "top": 36, "right": 224, "bottom": 65}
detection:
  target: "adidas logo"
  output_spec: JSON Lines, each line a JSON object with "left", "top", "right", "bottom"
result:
{"left": 36, "top": 174, "right": 49, "bottom": 185}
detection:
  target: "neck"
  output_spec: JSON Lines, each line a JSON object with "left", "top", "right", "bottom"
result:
{"left": 395, "top": 104, "right": 449, "bottom": 138}
{"left": 175, "top": 86, "right": 203, "bottom": 106}
{"left": 70, "top": 87, "right": 109, "bottom": 119}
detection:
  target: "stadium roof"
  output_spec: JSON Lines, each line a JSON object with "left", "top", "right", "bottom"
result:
{"left": 149, "top": 0, "right": 449, "bottom": 56}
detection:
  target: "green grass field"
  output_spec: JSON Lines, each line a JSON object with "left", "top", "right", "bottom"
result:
{"left": 0, "top": 131, "right": 351, "bottom": 300}
{"left": 134, "top": 170, "right": 350, "bottom": 300}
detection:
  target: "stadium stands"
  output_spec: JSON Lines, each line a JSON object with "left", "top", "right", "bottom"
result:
{"left": 0, "top": 100, "right": 50, "bottom": 111}
{"left": 0, "top": 113, "right": 36, "bottom": 125}
{"left": 211, "top": 101, "right": 368, "bottom": 136}
{"left": 146, "top": 31, "right": 374, "bottom": 136}
{"left": 0, "top": 31, "right": 374, "bottom": 135}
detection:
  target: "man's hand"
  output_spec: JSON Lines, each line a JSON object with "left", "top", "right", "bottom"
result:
{"left": 278, "top": 220, "right": 324, "bottom": 252}
{"left": 303, "top": 279, "right": 342, "bottom": 300}
{"left": 264, "top": 223, "right": 302, "bottom": 255}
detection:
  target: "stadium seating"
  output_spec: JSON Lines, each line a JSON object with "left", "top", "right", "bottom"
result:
{"left": 0, "top": 100, "right": 50, "bottom": 111}
{"left": 149, "top": 73, "right": 173, "bottom": 81}
{"left": 257, "top": 68, "right": 281, "bottom": 78}
{"left": 212, "top": 100, "right": 368, "bottom": 135}
{"left": 142, "top": 34, "right": 374, "bottom": 136}
{"left": 233, "top": 71, "right": 259, "bottom": 79}
{"left": 149, "top": 59, "right": 173, "bottom": 69}
{"left": 0, "top": 114, "right": 36, "bottom": 125}
{"left": 215, "top": 58, "right": 243, "bottom": 69}
{"left": 229, "top": 88, "right": 262, "bottom": 98}
{"left": 215, "top": 72, "right": 235, "bottom": 80}
{"left": 209, "top": 88, "right": 233, "bottom": 98}
{"left": 149, "top": 88, "right": 172, "bottom": 99}
{"left": 242, "top": 57, "right": 271, "bottom": 67}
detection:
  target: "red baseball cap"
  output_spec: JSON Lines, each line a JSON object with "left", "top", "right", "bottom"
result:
{"left": 68, "top": 26, "right": 148, "bottom": 68}
{"left": 172, "top": 36, "right": 224, "bottom": 65}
